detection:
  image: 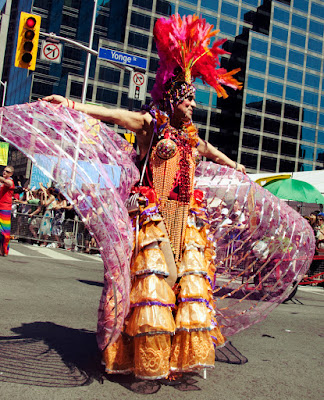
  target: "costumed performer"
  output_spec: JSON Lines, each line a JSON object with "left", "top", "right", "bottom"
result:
{"left": 41, "top": 14, "right": 244, "bottom": 380}
{"left": 0, "top": 165, "right": 15, "bottom": 256}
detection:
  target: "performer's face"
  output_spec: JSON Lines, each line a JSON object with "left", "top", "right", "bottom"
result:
{"left": 174, "top": 94, "right": 196, "bottom": 122}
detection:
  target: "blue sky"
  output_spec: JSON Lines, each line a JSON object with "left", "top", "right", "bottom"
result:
{"left": 0, "top": 0, "right": 6, "bottom": 10}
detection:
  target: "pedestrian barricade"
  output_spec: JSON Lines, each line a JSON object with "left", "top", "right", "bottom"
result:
{"left": 10, "top": 210, "right": 98, "bottom": 253}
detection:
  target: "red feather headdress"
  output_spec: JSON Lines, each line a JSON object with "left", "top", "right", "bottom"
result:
{"left": 151, "top": 14, "right": 242, "bottom": 105}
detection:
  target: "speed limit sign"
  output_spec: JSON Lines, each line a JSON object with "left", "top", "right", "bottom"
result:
{"left": 40, "top": 41, "right": 62, "bottom": 64}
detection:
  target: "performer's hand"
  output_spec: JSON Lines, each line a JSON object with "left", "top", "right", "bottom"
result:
{"left": 39, "top": 95, "right": 68, "bottom": 107}
{"left": 236, "top": 163, "right": 246, "bottom": 174}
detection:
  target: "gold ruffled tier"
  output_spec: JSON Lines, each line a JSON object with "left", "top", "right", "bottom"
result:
{"left": 102, "top": 203, "right": 225, "bottom": 379}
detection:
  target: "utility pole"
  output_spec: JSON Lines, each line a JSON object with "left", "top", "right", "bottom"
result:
{"left": 81, "top": 0, "right": 97, "bottom": 104}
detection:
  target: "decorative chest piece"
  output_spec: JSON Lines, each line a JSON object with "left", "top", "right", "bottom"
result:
{"left": 156, "top": 138, "right": 177, "bottom": 159}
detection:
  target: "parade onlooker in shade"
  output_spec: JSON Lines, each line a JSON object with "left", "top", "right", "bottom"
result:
{"left": 50, "top": 191, "right": 67, "bottom": 248}
{"left": 309, "top": 210, "right": 320, "bottom": 232}
{"left": 314, "top": 212, "right": 324, "bottom": 251}
{"left": 38, "top": 183, "right": 56, "bottom": 246}
{"left": 0, "top": 165, "right": 15, "bottom": 256}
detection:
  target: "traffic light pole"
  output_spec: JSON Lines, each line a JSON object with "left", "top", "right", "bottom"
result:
{"left": 0, "top": 80, "right": 7, "bottom": 107}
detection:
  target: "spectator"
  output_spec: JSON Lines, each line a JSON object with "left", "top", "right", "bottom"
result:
{"left": 314, "top": 212, "right": 324, "bottom": 251}
{"left": 38, "top": 184, "right": 55, "bottom": 246}
{"left": 0, "top": 165, "right": 15, "bottom": 256}
{"left": 50, "top": 191, "right": 67, "bottom": 248}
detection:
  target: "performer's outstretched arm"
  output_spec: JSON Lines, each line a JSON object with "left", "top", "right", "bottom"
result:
{"left": 40, "top": 95, "right": 152, "bottom": 135}
{"left": 197, "top": 139, "right": 246, "bottom": 174}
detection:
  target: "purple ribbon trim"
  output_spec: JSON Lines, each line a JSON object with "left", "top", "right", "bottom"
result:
{"left": 131, "top": 301, "right": 175, "bottom": 308}
{"left": 179, "top": 297, "right": 214, "bottom": 311}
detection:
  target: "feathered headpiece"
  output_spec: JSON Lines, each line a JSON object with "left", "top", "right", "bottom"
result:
{"left": 151, "top": 14, "right": 242, "bottom": 106}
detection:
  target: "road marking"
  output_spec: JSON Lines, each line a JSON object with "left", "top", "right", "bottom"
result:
{"left": 8, "top": 243, "right": 102, "bottom": 263}
{"left": 7, "top": 248, "right": 25, "bottom": 257}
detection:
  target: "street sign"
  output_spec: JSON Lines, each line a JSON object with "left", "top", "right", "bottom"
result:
{"left": 40, "top": 41, "right": 62, "bottom": 63}
{"left": 128, "top": 70, "right": 147, "bottom": 101}
{"left": 98, "top": 47, "right": 147, "bottom": 70}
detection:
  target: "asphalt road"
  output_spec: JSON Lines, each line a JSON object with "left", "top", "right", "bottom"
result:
{"left": 0, "top": 242, "right": 323, "bottom": 400}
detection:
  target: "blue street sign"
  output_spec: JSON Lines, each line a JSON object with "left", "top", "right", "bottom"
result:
{"left": 98, "top": 48, "right": 147, "bottom": 70}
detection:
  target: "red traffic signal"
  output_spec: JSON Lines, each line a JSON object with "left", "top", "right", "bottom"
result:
{"left": 15, "top": 12, "right": 41, "bottom": 70}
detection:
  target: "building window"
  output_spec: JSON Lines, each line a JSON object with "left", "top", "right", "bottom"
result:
{"left": 249, "top": 57, "right": 267, "bottom": 73}
{"left": 289, "top": 49, "right": 304, "bottom": 66}
{"left": 264, "top": 118, "right": 280, "bottom": 134}
{"left": 293, "top": 0, "right": 308, "bottom": 12}
{"left": 268, "top": 62, "right": 285, "bottom": 79}
{"left": 301, "top": 127, "right": 316, "bottom": 143}
{"left": 284, "top": 104, "right": 300, "bottom": 121}
{"left": 279, "top": 159, "right": 295, "bottom": 172}
{"left": 291, "top": 14, "right": 307, "bottom": 30}
{"left": 244, "top": 114, "right": 261, "bottom": 130}
{"left": 266, "top": 100, "right": 281, "bottom": 116}
{"left": 156, "top": 0, "right": 174, "bottom": 15}
{"left": 302, "top": 108, "right": 317, "bottom": 125}
{"left": 273, "top": 7, "right": 290, "bottom": 24}
{"left": 221, "top": 2, "right": 238, "bottom": 18}
{"left": 267, "top": 81, "right": 283, "bottom": 97}
{"left": 251, "top": 37, "right": 268, "bottom": 55}
{"left": 262, "top": 137, "right": 279, "bottom": 154}
{"left": 246, "top": 93, "right": 263, "bottom": 111}
{"left": 282, "top": 122, "right": 299, "bottom": 139}
{"left": 247, "top": 76, "right": 265, "bottom": 93}
{"left": 220, "top": 20, "right": 237, "bottom": 36}
{"left": 133, "top": 0, "right": 153, "bottom": 10}
{"left": 281, "top": 141, "right": 297, "bottom": 157}
{"left": 308, "top": 37, "right": 323, "bottom": 54}
{"left": 286, "top": 85, "right": 301, "bottom": 102}
{"left": 299, "top": 145, "right": 314, "bottom": 161}
{"left": 242, "top": 133, "right": 259, "bottom": 149}
{"left": 308, "top": 20, "right": 324, "bottom": 38}
{"left": 130, "top": 12, "right": 151, "bottom": 30}
{"left": 195, "top": 89, "right": 210, "bottom": 106}
{"left": 96, "top": 88, "right": 118, "bottom": 105}
{"left": 272, "top": 26, "right": 288, "bottom": 42}
{"left": 70, "top": 81, "right": 82, "bottom": 98}
{"left": 305, "top": 73, "right": 320, "bottom": 89}
{"left": 261, "top": 156, "right": 277, "bottom": 171}
{"left": 270, "top": 44, "right": 286, "bottom": 60}
{"left": 303, "top": 91, "right": 318, "bottom": 106}
{"left": 317, "top": 131, "right": 324, "bottom": 145}
{"left": 241, "top": 152, "right": 258, "bottom": 169}
{"left": 306, "top": 55, "right": 321, "bottom": 71}
{"left": 201, "top": 0, "right": 219, "bottom": 12}
{"left": 290, "top": 32, "right": 306, "bottom": 48}
{"left": 287, "top": 67, "right": 303, "bottom": 84}
{"left": 311, "top": 3, "right": 324, "bottom": 18}
{"left": 128, "top": 32, "right": 149, "bottom": 49}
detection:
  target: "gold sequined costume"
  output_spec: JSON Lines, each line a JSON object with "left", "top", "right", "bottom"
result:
{"left": 102, "top": 108, "right": 225, "bottom": 380}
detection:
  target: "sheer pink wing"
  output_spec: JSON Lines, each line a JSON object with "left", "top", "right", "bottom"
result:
{"left": 195, "top": 162, "right": 315, "bottom": 337}
{"left": 0, "top": 102, "right": 139, "bottom": 350}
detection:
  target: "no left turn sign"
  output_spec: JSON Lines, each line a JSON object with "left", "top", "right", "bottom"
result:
{"left": 40, "top": 41, "right": 62, "bottom": 64}
{"left": 129, "top": 71, "right": 147, "bottom": 101}
{"left": 133, "top": 72, "right": 145, "bottom": 86}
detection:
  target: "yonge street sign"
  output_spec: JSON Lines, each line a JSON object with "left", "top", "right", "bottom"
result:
{"left": 98, "top": 48, "right": 147, "bottom": 70}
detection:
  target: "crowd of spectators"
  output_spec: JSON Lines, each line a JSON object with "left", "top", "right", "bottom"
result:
{"left": 305, "top": 210, "right": 324, "bottom": 254}
{"left": 11, "top": 179, "right": 98, "bottom": 254}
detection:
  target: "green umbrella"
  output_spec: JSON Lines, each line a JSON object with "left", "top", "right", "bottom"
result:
{"left": 263, "top": 178, "right": 324, "bottom": 204}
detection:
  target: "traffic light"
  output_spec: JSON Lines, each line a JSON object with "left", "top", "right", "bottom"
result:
{"left": 15, "top": 12, "right": 41, "bottom": 70}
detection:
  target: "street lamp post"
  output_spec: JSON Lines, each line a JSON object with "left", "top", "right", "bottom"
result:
{"left": 0, "top": 80, "right": 7, "bottom": 107}
{"left": 81, "top": 0, "right": 98, "bottom": 104}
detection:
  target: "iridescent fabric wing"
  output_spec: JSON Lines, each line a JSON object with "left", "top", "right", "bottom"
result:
{"left": 195, "top": 162, "right": 315, "bottom": 337}
{"left": 0, "top": 102, "right": 140, "bottom": 350}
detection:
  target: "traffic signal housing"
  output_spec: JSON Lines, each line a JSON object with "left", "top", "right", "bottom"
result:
{"left": 15, "top": 12, "right": 41, "bottom": 70}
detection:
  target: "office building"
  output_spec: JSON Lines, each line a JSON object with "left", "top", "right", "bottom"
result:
{"left": 0, "top": 0, "right": 323, "bottom": 176}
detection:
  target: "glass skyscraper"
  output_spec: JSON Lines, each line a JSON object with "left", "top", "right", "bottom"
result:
{"left": 1, "top": 0, "right": 323, "bottom": 175}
